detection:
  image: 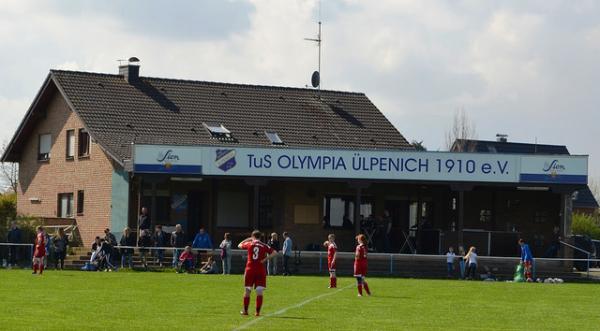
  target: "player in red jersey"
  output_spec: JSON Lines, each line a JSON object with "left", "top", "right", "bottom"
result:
{"left": 238, "top": 230, "right": 277, "bottom": 317}
{"left": 32, "top": 226, "right": 46, "bottom": 275}
{"left": 354, "top": 234, "right": 371, "bottom": 296}
{"left": 323, "top": 234, "right": 337, "bottom": 288}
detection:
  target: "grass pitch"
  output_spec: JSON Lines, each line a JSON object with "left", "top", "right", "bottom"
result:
{"left": 1, "top": 270, "right": 599, "bottom": 330}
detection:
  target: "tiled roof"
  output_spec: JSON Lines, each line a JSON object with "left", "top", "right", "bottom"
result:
{"left": 573, "top": 186, "right": 600, "bottom": 209}
{"left": 452, "top": 139, "right": 570, "bottom": 155}
{"left": 50, "top": 70, "right": 413, "bottom": 162}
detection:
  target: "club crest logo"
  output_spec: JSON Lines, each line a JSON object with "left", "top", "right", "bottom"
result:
{"left": 215, "top": 149, "right": 236, "bottom": 172}
{"left": 542, "top": 160, "right": 566, "bottom": 178}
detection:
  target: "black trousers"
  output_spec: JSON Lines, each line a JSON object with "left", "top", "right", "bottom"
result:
{"left": 8, "top": 246, "right": 19, "bottom": 265}
{"left": 283, "top": 255, "right": 291, "bottom": 275}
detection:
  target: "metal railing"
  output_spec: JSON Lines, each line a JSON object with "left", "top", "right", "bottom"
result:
{"left": 559, "top": 240, "right": 592, "bottom": 278}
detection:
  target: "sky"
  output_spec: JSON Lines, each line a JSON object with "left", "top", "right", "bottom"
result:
{"left": 1, "top": 0, "right": 599, "bottom": 185}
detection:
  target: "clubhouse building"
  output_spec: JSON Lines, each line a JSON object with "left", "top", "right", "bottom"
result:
{"left": 2, "top": 60, "right": 593, "bottom": 256}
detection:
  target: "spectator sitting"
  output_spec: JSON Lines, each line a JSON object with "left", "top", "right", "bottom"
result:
{"left": 119, "top": 227, "right": 135, "bottom": 269}
{"left": 138, "top": 229, "right": 153, "bottom": 270}
{"left": 192, "top": 228, "right": 213, "bottom": 249}
{"left": 177, "top": 246, "right": 195, "bottom": 273}
{"left": 199, "top": 256, "right": 218, "bottom": 274}
{"left": 90, "top": 236, "right": 101, "bottom": 262}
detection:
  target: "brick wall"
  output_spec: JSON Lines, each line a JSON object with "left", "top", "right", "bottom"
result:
{"left": 17, "top": 91, "right": 117, "bottom": 246}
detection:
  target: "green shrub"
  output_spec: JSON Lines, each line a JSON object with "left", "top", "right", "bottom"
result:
{"left": 0, "top": 193, "right": 17, "bottom": 240}
{"left": 571, "top": 213, "right": 600, "bottom": 240}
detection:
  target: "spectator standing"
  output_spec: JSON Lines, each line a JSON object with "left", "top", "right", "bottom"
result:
{"left": 192, "top": 228, "right": 213, "bottom": 249}
{"left": 219, "top": 233, "right": 232, "bottom": 275}
{"left": 7, "top": 221, "right": 22, "bottom": 267}
{"left": 267, "top": 233, "right": 280, "bottom": 275}
{"left": 138, "top": 207, "right": 151, "bottom": 233}
{"left": 104, "top": 228, "right": 118, "bottom": 266}
{"left": 119, "top": 228, "right": 135, "bottom": 269}
{"left": 458, "top": 246, "right": 466, "bottom": 279}
{"left": 43, "top": 229, "right": 51, "bottom": 269}
{"left": 544, "top": 226, "right": 561, "bottom": 258}
{"left": 153, "top": 225, "right": 168, "bottom": 267}
{"left": 138, "top": 229, "right": 153, "bottom": 270}
{"left": 53, "top": 228, "right": 69, "bottom": 270}
{"left": 446, "top": 246, "right": 455, "bottom": 278}
{"left": 382, "top": 211, "right": 393, "bottom": 253}
{"left": 171, "top": 224, "right": 186, "bottom": 268}
{"left": 282, "top": 232, "right": 293, "bottom": 276}
{"left": 464, "top": 246, "right": 478, "bottom": 280}
{"left": 519, "top": 239, "right": 534, "bottom": 282}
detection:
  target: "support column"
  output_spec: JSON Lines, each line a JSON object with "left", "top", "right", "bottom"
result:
{"left": 354, "top": 187, "right": 361, "bottom": 235}
{"left": 416, "top": 190, "right": 423, "bottom": 253}
{"left": 252, "top": 184, "right": 260, "bottom": 230}
{"left": 559, "top": 192, "right": 573, "bottom": 239}
{"left": 150, "top": 182, "right": 157, "bottom": 229}
{"left": 458, "top": 190, "right": 465, "bottom": 247}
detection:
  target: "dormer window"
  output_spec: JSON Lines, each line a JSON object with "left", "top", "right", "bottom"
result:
{"left": 202, "top": 122, "right": 237, "bottom": 142}
{"left": 265, "top": 131, "right": 284, "bottom": 145}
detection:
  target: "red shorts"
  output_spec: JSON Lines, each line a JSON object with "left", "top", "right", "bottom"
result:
{"left": 33, "top": 248, "right": 45, "bottom": 258}
{"left": 328, "top": 260, "right": 336, "bottom": 272}
{"left": 354, "top": 262, "right": 367, "bottom": 277}
{"left": 244, "top": 269, "right": 267, "bottom": 289}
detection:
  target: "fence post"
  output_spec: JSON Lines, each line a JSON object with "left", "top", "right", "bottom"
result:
{"left": 587, "top": 253, "right": 590, "bottom": 279}
{"left": 389, "top": 254, "right": 393, "bottom": 275}
{"left": 29, "top": 245, "right": 33, "bottom": 268}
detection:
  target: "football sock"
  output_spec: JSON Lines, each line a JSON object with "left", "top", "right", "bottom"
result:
{"left": 256, "top": 295, "right": 263, "bottom": 314}
{"left": 243, "top": 296, "right": 250, "bottom": 313}
{"left": 33, "top": 263, "right": 38, "bottom": 273}
{"left": 332, "top": 277, "right": 337, "bottom": 288}
{"left": 39, "top": 264, "right": 44, "bottom": 275}
{"left": 357, "top": 284, "right": 363, "bottom": 295}
{"left": 363, "top": 282, "right": 370, "bottom": 295}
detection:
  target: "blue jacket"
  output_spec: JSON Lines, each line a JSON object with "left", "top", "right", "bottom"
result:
{"left": 192, "top": 233, "right": 213, "bottom": 249}
{"left": 282, "top": 237, "right": 293, "bottom": 256}
{"left": 521, "top": 244, "right": 533, "bottom": 262}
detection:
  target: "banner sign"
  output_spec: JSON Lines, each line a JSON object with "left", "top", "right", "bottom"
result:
{"left": 133, "top": 145, "right": 588, "bottom": 185}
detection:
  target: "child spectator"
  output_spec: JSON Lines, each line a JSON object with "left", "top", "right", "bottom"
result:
{"left": 177, "top": 246, "right": 195, "bottom": 273}
{"left": 200, "top": 256, "right": 218, "bottom": 274}
{"left": 446, "top": 246, "right": 455, "bottom": 278}
{"left": 219, "top": 233, "right": 232, "bottom": 274}
{"left": 52, "top": 228, "right": 69, "bottom": 270}
{"left": 464, "top": 246, "right": 478, "bottom": 280}
{"left": 119, "top": 227, "right": 135, "bottom": 269}
{"left": 267, "top": 233, "right": 280, "bottom": 275}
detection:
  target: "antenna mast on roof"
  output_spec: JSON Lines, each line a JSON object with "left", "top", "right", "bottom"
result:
{"left": 305, "top": 0, "right": 322, "bottom": 94}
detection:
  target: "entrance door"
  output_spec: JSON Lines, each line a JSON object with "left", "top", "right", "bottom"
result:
{"left": 384, "top": 200, "right": 411, "bottom": 253}
{"left": 187, "top": 191, "right": 203, "bottom": 242}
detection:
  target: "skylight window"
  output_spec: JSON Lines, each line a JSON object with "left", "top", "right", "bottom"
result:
{"left": 202, "top": 122, "right": 237, "bottom": 142}
{"left": 265, "top": 131, "right": 284, "bottom": 145}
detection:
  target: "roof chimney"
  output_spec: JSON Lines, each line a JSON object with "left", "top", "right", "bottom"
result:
{"left": 496, "top": 133, "right": 508, "bottom": 143}
{"left": 118, "top": 57, "right": 140, "bottom": 83}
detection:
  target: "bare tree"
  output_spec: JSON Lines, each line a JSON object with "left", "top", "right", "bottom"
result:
{"left": 0, "top": 141, "right": 18, "bottom": 193}
{"left": 445, "top": 108, "right": 478, "bottom": 152}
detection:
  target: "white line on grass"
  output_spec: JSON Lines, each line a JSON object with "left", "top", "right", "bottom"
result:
{"left": 233, "top": 284, "right": 353, "bottom": 331}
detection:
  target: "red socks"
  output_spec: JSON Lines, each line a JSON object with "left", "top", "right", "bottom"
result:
{"left": 363, "top": 282, "right": 370, "bottom": 295}
{"left": 243, "top": 296, "right": 250, "bottom": 313}
{"left": 256, "top": 295, "right": 263, "bottom": 315}
{"left": 33, "top": 263, "right": 38, "bottom": 273}
{"left": 330, "top": 277, "right": 337, "bottom": 288}
{"left": 357, "top": 284, "right": 363, "bottom": 295}
{"left": 39, "top": 263, "right": 44, "bottom": 275}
